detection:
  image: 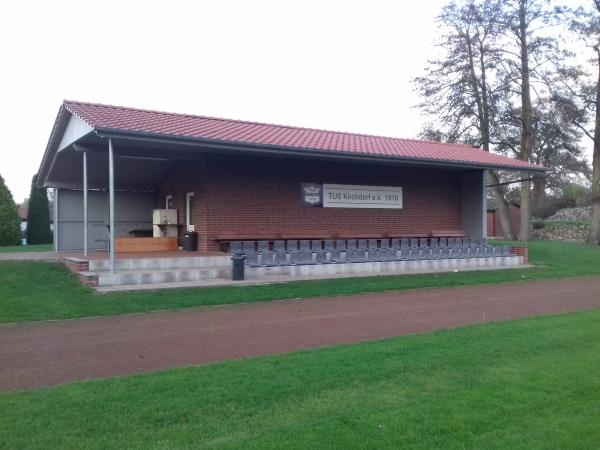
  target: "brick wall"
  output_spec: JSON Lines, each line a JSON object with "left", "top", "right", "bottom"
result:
{"left": 509, "top": 246, "right": 528, "bottom": 264}
{"left": 491, "top": 205, "right": 521, "bottom": 238}
{"left": 64, "top": 258, "right": 89, "bottom": 273}
{"left": 158, "top": 154, "right": 465, "bottom": 252}
{"left": 155, "top": 159, "right": 208, "bottom": 249}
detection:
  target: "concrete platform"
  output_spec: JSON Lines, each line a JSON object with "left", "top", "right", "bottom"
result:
{"left": 61, "top": 250, "right": 526, "bottom": 291}
{"left": 245, "top": 256, "right": 522, "bottom": 280}
{"left": 96, "top": 260, "right": 529, "bottom": 292}
{"left": 97, "top": 266, "right": 231, "bottom": 286}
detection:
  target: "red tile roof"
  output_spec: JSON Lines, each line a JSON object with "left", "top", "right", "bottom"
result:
{"left": 18, "top": 206, "right": 27, "bottom": 221}
{"left": 62, "top": 100, "right": 544, "bottom": 172}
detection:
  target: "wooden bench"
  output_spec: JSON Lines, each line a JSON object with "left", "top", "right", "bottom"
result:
{"left": 280, "top": 231, "right": 332, "bottom": 240}
{"left": 115, "top": 237, "right": 178, "bottom": 253}
{"left": 215, "top": 231, "right": 334, "bottom": 241}
{"left": 430, "top": 229, "right": 466, "bottom": 238}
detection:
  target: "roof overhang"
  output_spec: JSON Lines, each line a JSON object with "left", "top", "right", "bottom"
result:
{"left": 94, "top": 127, "right": 548, "bottom": 174}
{"left": 38, "top": 104, "right": 547, "bottom": 189}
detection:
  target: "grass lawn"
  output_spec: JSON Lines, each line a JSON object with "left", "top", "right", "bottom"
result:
{"left": 1, "top": 308, "right": 600, "bottom": 449}
{"left": 0, "top": 243, "right": 53, "bottom": 253}
{"left": 1, "top": 240, "right": 600, "bottom": 324}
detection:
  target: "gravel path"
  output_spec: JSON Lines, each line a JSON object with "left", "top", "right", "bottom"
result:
{"left": 2, "top": 277, "right": 600, "bottom": 392}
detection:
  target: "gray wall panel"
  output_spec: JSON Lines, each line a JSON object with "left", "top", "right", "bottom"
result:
{"left": 460, "top": 170, "right": 486, "bottom": 239}
{"left": 57, "top": 189, "right": 154, "bottom": 251}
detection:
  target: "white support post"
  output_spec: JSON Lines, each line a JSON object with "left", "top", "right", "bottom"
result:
{"left": 53, "top": 188, "right": 59, "bottom": 252}
{"left": 83, "top": 151, "right": 88, "bottom": 257}
{"left": 108, "top": 138, "right": 116, "bottom": 273}
{"left": 482, "top": 170, "right": 488, "bottom": 239}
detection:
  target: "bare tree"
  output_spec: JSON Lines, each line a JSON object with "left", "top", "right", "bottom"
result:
{"left": 497, "top": 0, "right": 570, "bottom": 241}
{"left": 570, "top": 1, "right": 600, "bottom": 244}
{"left": 493, "top": 98, "right": 590, "bottom": 214}
{"left": 414, "top": 0, "right": 516, "bottom": 239}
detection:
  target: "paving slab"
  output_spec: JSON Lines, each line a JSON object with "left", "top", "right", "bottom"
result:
{"left": 0, "top": 252, "right": 61, "bottom": 261}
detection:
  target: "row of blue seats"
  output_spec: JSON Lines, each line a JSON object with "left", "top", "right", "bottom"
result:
{"left": 229, "top": 239, "right": 510, "bottom": 268}
{"left": 231, "top": 237, "right": 488, "bottom": 255}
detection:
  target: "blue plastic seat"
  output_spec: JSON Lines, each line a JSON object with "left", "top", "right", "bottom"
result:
{"left": 331, "top": 248, "right": 345, "bottom": 263}
{"left": 367, "top": 248, "right": 379, "bottom": 261}
{"left": 274, "top": 250, "right": 288, "bottom": 265}
{"left": 245, "top": 252, "right": 260, "bottom": 267}
{"left": 299, "top": 240, "right": 311, "bottom": 251}
{"left": 242, "top": 241, "right": 256, "bottom": 254}
{"left": 310, "top": 240, "right": 322, "bottom": 251}
{"left": 316, "top": 251, "right": 329, "bottom": 264}
{"left": 230, "top": 241, "right": 243, "bottom": 255}
{"left": 290, "top": 250, "right": 315, "bottom": 265}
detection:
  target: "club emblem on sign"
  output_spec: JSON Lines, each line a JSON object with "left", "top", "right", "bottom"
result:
{"left": 301, "top": 183, "right": 323, "bottom": 206}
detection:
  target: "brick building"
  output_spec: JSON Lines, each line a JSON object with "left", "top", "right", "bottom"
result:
{"left": 38, "top": 100, "right": 544, "bottom": 259}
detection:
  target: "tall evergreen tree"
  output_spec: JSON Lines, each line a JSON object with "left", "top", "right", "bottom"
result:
{"left": 26, "top": 174, "right": 53, "bottom": 244}
{"left": 0, "top": 173, "right": 21, "bottom": 246}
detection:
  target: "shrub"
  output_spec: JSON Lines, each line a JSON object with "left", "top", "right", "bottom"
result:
{"left": 26, "top": 174, "right": 53, "bottom": 244}
{"left": 532, "top": 220, "right": 546, "bottom": 230}
{"left": 0, "top": 174, "right": 21, "bottom": 245}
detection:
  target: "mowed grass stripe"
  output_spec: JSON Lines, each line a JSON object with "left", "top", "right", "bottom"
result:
{"left": 1, "top": 309, "right": 600, "bottom": 449}
{"left": 0, "top": 243, "right": 53, "bottom": 253}
{"left": 2, "top": 240, "right": 600, "bottom": 323}
{"left": 2, "top": 240, "right": 600, "bottom": 324}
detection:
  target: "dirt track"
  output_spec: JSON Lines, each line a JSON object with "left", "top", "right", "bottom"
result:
{"left": 2, "top": 277, "right": 600, "bottom": 392}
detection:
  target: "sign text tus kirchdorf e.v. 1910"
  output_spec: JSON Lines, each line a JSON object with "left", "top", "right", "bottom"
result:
{"left": 322, "top": 184, "right": 402, "bottom": 209}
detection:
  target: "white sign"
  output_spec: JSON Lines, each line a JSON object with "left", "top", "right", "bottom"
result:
{"left": 323, "top": 184, "right": 403, "bottom": 209}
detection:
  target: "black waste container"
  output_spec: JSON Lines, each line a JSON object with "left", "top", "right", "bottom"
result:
{"left": 183, "top": 231, "right": 197, "bottom": 251}
{"left": 231, "top": 255, "right": 246, "bottom": 280}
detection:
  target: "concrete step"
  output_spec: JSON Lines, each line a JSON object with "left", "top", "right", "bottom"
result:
{"left": 96, "top": 266, "right": 232, "bottom": 287}
{"left": 88, "top": 255, "right": 231, "bottom": 272}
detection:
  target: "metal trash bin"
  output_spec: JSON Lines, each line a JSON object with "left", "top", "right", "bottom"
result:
{"left": 183, "top": 231, "right": 197, "bottom": 251}
{"left": 231, "top": 254, "right": 246, "bottom": 280}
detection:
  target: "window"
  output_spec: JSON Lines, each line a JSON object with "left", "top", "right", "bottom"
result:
{"left": 185, "top": 192, "right": 195, "bottom": 232}
{"left": 165, "top": 195, "right": 173, "bottom": 209}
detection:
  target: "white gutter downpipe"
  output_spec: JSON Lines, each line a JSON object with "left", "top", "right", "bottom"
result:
{"left": 108, "top": 138, "right": 116, "bottom": 274}
{"left": 83, "top": 150, "right": 88, "bottom": 257}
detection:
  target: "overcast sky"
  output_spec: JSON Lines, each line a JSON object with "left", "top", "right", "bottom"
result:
{"left": 0, "top": 0, "right": 589, "bottom": 202}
